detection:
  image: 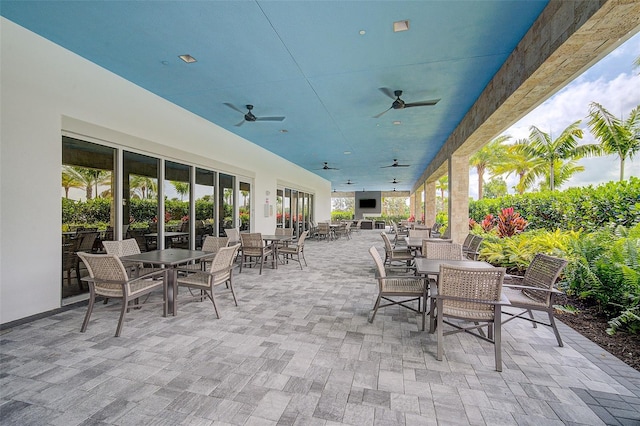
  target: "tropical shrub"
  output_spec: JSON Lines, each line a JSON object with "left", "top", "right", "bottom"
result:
{"left": 496, "top": 207, "right": 528, "bottom": 237}
{"left": 562, "top": 224, "right": 640, "bottom": 334}
{"left": 469, "top": 177, "right": 640, "bottom": 232}
{"left": 479, "top": 228, "right": 577, "bottom": 273}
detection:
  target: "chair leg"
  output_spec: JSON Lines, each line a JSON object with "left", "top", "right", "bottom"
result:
{"left": 301, "top": 250, "right": 307, "bottom": 267}
{"left": 80, "top": 289, "right": 96, "bottom": 332}
{"left": 548, "top": 311, "right": 564, "bottom": 347}
{"left": 494, "top": 307, "right": 503, "bottom": 372}
{"left": 528, "top": 309, "right": 537, "bottom": 328}
{"left": 436, "top": 299, "right": 444, "bottom": 361}
{"left": 368, "top": 295, "right": 382, "bottom": 323}
{"left": 206, "top": 290, "right": 220, "bottom": 318}
{"left": 115, "top": 297, "right": 128, "bottom": 337}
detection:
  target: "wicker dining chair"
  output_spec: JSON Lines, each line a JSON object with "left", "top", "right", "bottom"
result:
{"left": 239, "top": 233, "right": 276, "bottom": 274}
{"left": 433, "top": 264, "right": 508, "bottom": 371}
{"left": 279, "top": 230, "right": 309, "bottom": 269}
{"left": 464, "top": 236, "right": 484, "bottom": 260}
{"left": 102, "top": 238, "right": 158, "bottom": 277}
{"left": 178, "top": 236, "right": 230, "bottom": 272}
{"left": 422, "top": 242, "right": 463, "bottom": 261}
{"left": 408, "top": 229, "right": 430, "bottom": 239}
{"left": 368, "top": 246, "right": 427, "bottom": 330}
{"left": 224, "top": 227, "right": 241, "bottom": 245}
{"left": 501, "top": 253, "right": 568, "bottom": 347}
{"left": 380, "top": 232, "right": 414, "bottom": 270}
{"left": 175, "top": 244, "right": 240, "bottom": 317}
{"left": 76, "top": 252, "right": 167, "bottom": 337}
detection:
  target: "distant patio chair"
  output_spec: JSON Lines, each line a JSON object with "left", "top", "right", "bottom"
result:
{"left": 239, "top": 233, "right": 276, "bottom": 274}
{"left": 279, "top": 230, "right": 309, "bottom": 269}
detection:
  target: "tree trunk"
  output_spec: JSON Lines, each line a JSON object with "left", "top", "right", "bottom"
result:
{"left": 620, "top": 157, "right": 625, "bottom": 181}
{"left": 477, "top": 166, "right": 484, "bottom": 199}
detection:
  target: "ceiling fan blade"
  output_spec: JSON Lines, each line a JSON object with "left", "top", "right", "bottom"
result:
{"left": 224, "top": 103, "right": 245, "bottom": 114}
{"left": 378, "top": 87, "right": 396, "bottom": 100}
{"left": 256, "top": 116, "right": 286, "bottom": 122}
{"left": 234, "top": 119, "right": 246, "bottom": 127}
{"left": 380, "top": 164, "right": 394, "bottom": 168}
{"left": 395, "top": 164, "right": 410, "bottom": 167}
{"left": 404, "top": 99, "right": 440, "bottom": 108}
{"left": 373, "top": 107, "right": 392, "bottom": 119}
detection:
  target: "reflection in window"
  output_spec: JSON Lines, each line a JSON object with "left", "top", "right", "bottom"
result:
{"left": 219, "top": 173, "right": 235, "bottom": 236}
{"left": 196, "top": 168, "right": 216, "bottom": 246}
{"left": 165, "top": 160, "right": 191, "bottom": 249}
{"left": 284, "top": 189, "right": 291, "bottom": 229}
{"left": 61, "top": 137, "right": 115, "bottom": 299}
{"left": 124, "top": 151, "right": 159, "bottom": 251}
{"left": 276, "top": 189, "right": 284, "bottom": 228}
{"left": 239, "top": 181, "right": 251, "bottom": 231}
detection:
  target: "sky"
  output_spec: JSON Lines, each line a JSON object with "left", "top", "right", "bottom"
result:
{"left": 468, "top": 30, "right": 640, "bottom": 200}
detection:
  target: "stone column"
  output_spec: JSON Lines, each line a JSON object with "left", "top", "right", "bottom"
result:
{"left": 425, "top": 180, "right": 436, "bottom": 227}
{"left": 448, "top": 154, "right": 469, "bottom": 244}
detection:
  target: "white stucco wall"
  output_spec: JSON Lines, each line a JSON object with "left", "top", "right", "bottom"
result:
{"left": 0, "top": 18, "right": 331, "bottom": 324}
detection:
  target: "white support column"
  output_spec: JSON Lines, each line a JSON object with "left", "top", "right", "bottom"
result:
{"left": 448, "top": 154, "right": 469, "bottom": 244}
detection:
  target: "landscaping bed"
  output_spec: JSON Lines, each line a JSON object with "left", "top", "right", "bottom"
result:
{"left": 554, "top": 294, "right": 640, "bottom": 372}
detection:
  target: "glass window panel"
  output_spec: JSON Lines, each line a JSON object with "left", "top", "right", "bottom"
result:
{"left": 239, "top": 181, "right": 251, "bottom": 231}
{"left": 62, "top": 136, "right": 115, "bottom": 300}
{"left": 284, "top": 189, "right": 291, "bottom": 228}
{"left": 165, "top": 160, "right": 191, "bottom": 248}
{"left": 276, "top": 189, "right": 284, "bottom": 228}
{"left": 124, "top": 151, "right": 159, "bottom": 252}
{"left": 219, "top": 173, "right": 235, "bottom": 236}
{"left": 195, "top": 168, "right": 215, "bottom": 246}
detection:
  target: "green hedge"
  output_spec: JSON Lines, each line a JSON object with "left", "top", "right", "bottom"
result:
{"left": 63, "top": 198, "right": 218, "bottom": 224}
{"left": 470, "top": 177, "right": 640, "bottom": 232}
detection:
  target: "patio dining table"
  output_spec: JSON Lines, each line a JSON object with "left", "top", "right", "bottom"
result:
{"left": 120, "top": 248, "right": 214, "bottom": 316}
{"left": 261, "top": 234, "right": 294, "bottom": 263}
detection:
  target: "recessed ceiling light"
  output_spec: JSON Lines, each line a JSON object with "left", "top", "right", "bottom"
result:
{"left": 344, "top": 151, "right": 351, "bottom": 155}
{"left": 359, "top": 30, "right": 366, "bottom": 35}
{"left": 393, "top": 120, "right": 402, "bottom": 125}
{"left": 393, "top": 20, "right": 410, "bottom": 32}
{"left": 178, "top": 54, "right": 197, "bottom": 63}
{"left": 280, "top": 129, "right": 288, "bottom": 133}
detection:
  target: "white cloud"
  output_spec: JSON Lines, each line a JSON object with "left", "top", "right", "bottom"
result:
{"left": 469, "top": 32, "right": 640, "bottom": 199}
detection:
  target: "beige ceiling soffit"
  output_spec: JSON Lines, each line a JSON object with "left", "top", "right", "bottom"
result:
{"left": 412, "top": 0, "right": 640, "bottom": 193}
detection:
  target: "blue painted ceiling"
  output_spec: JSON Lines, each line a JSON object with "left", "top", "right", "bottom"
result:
{"left": 2, "top": 1, "right": 548, "bottom": 191}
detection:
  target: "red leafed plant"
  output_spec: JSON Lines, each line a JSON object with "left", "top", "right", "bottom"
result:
{"left": 469, "top": 218, "right": 477, "bottom": 229}
{"left": 496, "top": 207, "right": 528, "bottom": 237}
{"left": 481, "top": 214, "right": 495, "bottom": 232}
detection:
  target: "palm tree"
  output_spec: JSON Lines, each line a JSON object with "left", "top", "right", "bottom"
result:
{"left": 130, "top": 175, "right": 157, "bottom": 199}
{"left": 514, "top": 122, "right": 601, "bottom": 191}
{"left": 62, "top": 166, "right": 110, "bottom": 200}
{"left": 435, "top": 175, "right": 448, "bottom": 200}
{"left": 469, "top": 135, "right": 510, "bottom": 199}
{"left": 171, "top": 181, "right": 189, "bottom": 201}
{"left": 491, "top": 139, "right": 537, "bottom": 194}
{"left": 587, "top": 102, "right": 640, "bottom": 181}
{"left": 538, "top": 159, "right": 585, "bottom": 191}
{"left": 61, "top": 166, "right": 84, "bottom": 198}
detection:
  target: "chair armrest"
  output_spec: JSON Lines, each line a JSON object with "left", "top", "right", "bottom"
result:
{"left": 433, "top": 293, "right": 511, "bottom": 306}
{"left": 503, "top": 284, "right": 563, "bottom": 294}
